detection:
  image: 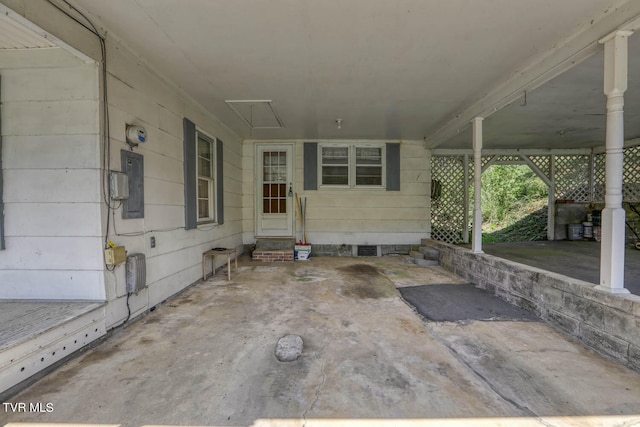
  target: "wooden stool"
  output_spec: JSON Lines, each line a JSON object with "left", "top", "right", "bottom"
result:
{"left": 202, "top": 248, "right": 238, "bottom": 281}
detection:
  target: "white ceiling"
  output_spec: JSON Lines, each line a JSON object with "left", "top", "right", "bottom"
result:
{"left": 68, "top": 0, "right": 639, "bottom": 148}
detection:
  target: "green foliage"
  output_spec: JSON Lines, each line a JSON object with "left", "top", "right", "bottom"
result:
{"left": 478, "top": 165, "right": 547, "bottom": 227}
{"left": 468, "top": 164, "right": 548, "bottom": 242}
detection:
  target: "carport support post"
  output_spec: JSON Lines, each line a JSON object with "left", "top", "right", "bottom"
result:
{"left": 471, "top": 117, "right": 483, "bottom": 254}
{"left": 597, "top": 31, "right": 632, "bottom": 294}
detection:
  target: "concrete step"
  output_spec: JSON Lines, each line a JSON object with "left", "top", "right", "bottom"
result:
{"left": 415, "top": 258, "right": 439, "bottom": 267}
{"left": 419, "top": 246, "right": 440, "bottom": 259}
{"left": 407, "top": 250, "right": 439, "bottom": 267}
{"left": 255, "top": 238, "right": 295, "bottom": 251}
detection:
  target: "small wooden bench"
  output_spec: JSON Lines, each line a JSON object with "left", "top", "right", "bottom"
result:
{"left": 202, "top": 248, "right": 238, "bottom": 281}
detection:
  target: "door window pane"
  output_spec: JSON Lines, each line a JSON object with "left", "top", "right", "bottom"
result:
{"left": 262, "top": 151, "right": 287, "bottom": 213}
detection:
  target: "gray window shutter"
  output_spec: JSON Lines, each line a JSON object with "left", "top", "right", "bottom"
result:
{"left": 183, "top": 118, "right": 197, "bottom": 230}
{"left": 216, "top": 138, "right": 224, "bottom": 224}
{"left": 386, "top": 143, "right": 400, "bottom": 191}
{"left": 304, "top": 142, "right": 318, "bottom": 190}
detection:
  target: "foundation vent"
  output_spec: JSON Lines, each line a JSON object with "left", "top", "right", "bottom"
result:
{"left": 357, "top": 245, "right": 377, "bottom": 257}
{"left": 126, "top": 253, "right": 146, "bottom": 294}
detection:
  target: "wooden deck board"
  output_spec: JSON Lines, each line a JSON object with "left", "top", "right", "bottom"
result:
{"left": 0, "top": 301, "right": 104, "bottom": 352}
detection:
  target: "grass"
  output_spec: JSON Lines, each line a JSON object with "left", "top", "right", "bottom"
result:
{"left": 482, "top": 199, "right": 548, "bottom": 243}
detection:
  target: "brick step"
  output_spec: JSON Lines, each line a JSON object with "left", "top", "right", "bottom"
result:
{"left": 252, "top": 250, "right": 294, "bottom": 262}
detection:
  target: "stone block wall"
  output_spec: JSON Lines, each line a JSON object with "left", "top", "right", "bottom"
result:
{"left": 426, "top": 240, "right": 640, "bottom": 370}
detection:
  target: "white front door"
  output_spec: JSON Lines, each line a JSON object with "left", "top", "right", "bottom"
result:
{"left": 256, "top": 144, "right": 294, "bottom": 237}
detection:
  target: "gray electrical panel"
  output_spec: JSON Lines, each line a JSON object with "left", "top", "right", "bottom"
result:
{"left": 121, "top": 150, "right": 144, "bottom": 219}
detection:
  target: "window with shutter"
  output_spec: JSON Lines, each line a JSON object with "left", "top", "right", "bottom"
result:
{"left": 183, "top": 118, "right": 224, "bottom": 229}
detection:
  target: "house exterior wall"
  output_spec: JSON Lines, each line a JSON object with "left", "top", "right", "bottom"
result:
{"left": 0, "top": 1, "right": 243, "bottom": 330}
{"left": 243, "top": 140, "right": 430, "bottom": 246}
{"left": 0, "top": 49, "right": 104, "bottom": 300}
{"left": 101, "top": 38, "right": 243, "bottom": 327}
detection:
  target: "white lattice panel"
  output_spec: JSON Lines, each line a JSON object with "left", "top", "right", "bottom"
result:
{"left": 554, "top": 155, "right": 591, "bottom": 202}
{"left": 431, "top": 156, "right": 468, "bottom": 244}
{"left": 623, "top": 145, "right": 640, "bottom": 202}
{"left": 529, "top": 155, "right": 551, "bottom": 180}
{"left": 495, "top": 155, "right": 524, "bottom": 163}
{"left": 481, "top": 156, "right": 494, "bottom": 169}
{"left": 594, "top": 153, "right": 605, "bottom": 202}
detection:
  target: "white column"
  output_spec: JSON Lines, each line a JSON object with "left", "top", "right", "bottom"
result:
{"left": 472, "top": 117, "right": 484, "bottom": 253}
{"left": 597, "top": 31, "right": 632, "bottom": 294}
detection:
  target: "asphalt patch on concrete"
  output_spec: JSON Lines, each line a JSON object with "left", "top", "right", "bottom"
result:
{"left": 399, "top": 284, "right": 540, "bottom": 322}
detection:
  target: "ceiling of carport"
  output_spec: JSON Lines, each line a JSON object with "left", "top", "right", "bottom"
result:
{"left": 445, "top": 32, "right": 640, "bottom": 150}
{"left": 61, "top": 0, "right": 640, "bottom": 147}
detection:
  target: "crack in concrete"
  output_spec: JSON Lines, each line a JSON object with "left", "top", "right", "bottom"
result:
{"left": 425, "top": 322, "right": 539, "bottom": 418}
{"left": 302, "top": 355, "right": 326, "bottom": 427}
{"left": 397, "top": 294, "right": 547, "bottom": 421}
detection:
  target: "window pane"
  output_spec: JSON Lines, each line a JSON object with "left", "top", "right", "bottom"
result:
{"left": 199, "top": 157, "right": 212, "bottom": 178}
{"left": 198, "top": 179, "right": 209, "bottom": 198}
{"left": 356, "top": 147, "right": 382, "bottom": 165}
{"left": 198, "top": 136, "right": 211, "bottom": 160}
{"left": 322, "top": 147, "right": 348, "bottom": 164}
{"left": 198, "top": 200, "right": 209, "bottom": 219}
{"left": 279, "top": 199, "right": 287, "bottom": 213}
{"left": 263, "top": 184, "right": 270, "bottom": 197}
{"left": 275, "top": 166, "right": 286, "bottom": 181}
{"left": 322, "top": 166, "right": 348, "bottom": 185}
{"left": 356, "top": 166, "right": 382, "bottom": 186}
{"left": 263, "top": 199, "right": 270, "bottom": 213}
{"left": 270, "top": 199, "right": 279, "bottom": 213}
{"left": 263, "top": 166, "right": 272, "bottom": 182}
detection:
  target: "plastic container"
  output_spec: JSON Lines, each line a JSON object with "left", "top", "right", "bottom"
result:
{"left": 294, "top": 244, "right": 311, "bottom": 261}
{"left": 567, "top": 224, "right": 584, "bottom": 240}
{"left": 594, "top": 226, "right": 602, "bottom": 242}
{"left": 583, "top": 222, "right": 593, "bottom": 239}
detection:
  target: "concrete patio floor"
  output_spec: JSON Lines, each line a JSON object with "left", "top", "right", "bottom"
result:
{"left": 3, "top": 256, "right": 640, "bottom": 427}
{"left": 482, "top": 241, "right": 640, "bottom": 295}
